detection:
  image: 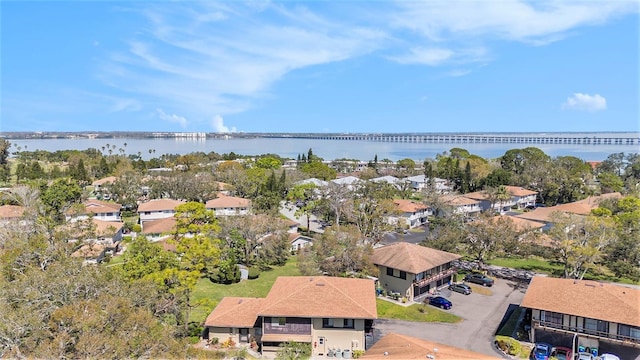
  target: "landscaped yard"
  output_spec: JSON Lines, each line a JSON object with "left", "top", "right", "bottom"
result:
{"left": 376, "top": 298, "right": 462, "bottom": 323}
{"left": 191, "top": 257, "right": 302, "bottom": 323}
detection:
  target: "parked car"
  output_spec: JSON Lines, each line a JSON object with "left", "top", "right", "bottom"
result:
{"left": 551, "top": 346, "right": 572, "bottom": 360}
{"left": 576, "top": 352, "right": 595, "bottom": 360}
{"left": 529, "top": 342, "right": 553, "bottom": 360}
{"left": 464, "top": 273, "right": 495, "bottom": 287}
{"left": 427, "top": 296, "right": 452, "bottom": 310}
{"left": 596, "top": 354, "right": 621, "bottom": 360}
{"left": 449, "top": 283, "right": 472, "bottom": 295}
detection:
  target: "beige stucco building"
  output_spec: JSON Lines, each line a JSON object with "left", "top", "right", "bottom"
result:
{"left": 204, "top": 276, "right": 377, "bottom": 358}
{"left": 371, "top": 242, "right": 461, "bottom": 302}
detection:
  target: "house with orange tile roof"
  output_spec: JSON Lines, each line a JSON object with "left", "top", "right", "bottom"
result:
{"left": 66, "top": 199, "right": 122, "bottom": 222}
{"left": 439, "top": 194, "right": 482, "bottom": 217}
{"left": 521, "top": 276, "right": 640, "bottom": 352}
{"left": 360, "top": 332, "right": 499, "bottom": 360}
{"left": 515, "top": 193, "right": 623, "bottom": 224}
{"left": 390, "top": 199, "right": 432, "bottom": 229}
{"left": 137, "top": 198, "right": 185, "bottom": 223}
{"left": 463, "top": 186, "right": 538, "bottom": 213}
{"left": 203, "top": 276, "right": 377, "bottom": 357}
{"left": 0, "top": 204, "right": 26, "bottom": 225}
{"left": 205, "top": 195, "right": 251, "bottom": 216}
{"left": 371, "top": 242, "right": 461, "bottom": 302}
{"left": 141, "top": 217, "right": 177, "bottom": 241}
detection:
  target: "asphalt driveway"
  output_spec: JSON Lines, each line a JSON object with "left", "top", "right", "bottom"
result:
{"left": 372, "top": 279, "right": 527, "bottom": 358}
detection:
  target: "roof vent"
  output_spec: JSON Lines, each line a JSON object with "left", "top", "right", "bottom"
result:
{"left": 238, "top": 299, "right": 243, "bottom": 304}
{"left": 316, "top": 283, "right": 325, "bottom": 286}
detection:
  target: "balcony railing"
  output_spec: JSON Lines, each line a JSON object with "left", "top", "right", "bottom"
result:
{"left": 264, "top": 322, "right": 311, "bottom": 335}
{"left": 413, "top": 268, "right": 457, "bottom": 287}
{"left": 534, "top": 320, "right": 640, "bottom": 347}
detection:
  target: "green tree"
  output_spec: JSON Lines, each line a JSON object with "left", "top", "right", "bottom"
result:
{"left": 40, "top": 178, "right": 82, "bottom": 222}
{"left": 255, "top": 156, "right": 282, "bottom": 169}
{"left": 299, "top": 161, "right": 336, "bottom": 180}
{"left": 0, "top": 138, "right": 10, "bottom": 182}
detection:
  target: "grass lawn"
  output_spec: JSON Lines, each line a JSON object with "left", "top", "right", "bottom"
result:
{"left": 376, "top": 298, "right": 462, "bottom": 323}
{"left": 496, "top": 306, "right": 524, "bottom": 337}
{"left": 191, "top": 257, "right": 301, "bottom": 323}
{"left": 488, "top": 257, "right": 563, "bottom": 275}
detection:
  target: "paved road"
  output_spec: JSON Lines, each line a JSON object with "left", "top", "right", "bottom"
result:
{"left": 279, "top": 201, "right": 325, "bottom": 233}
{"left": 372, "top": 280, "right": 527, "bottom": 358}
{"left": 381, "top": 227, "right": 428, "bottom": 245}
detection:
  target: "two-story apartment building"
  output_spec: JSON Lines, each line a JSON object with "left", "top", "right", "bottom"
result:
{"left": 205, "top": 195, "right": 251, "bottom": 216}
{"left": 137, "top": 199, "right": 185, "bottom": 224}
{"left": 439, "top": 194, "right": 482, "bottom": 217}
{"left": 390, "top": 199, "right": 432, "bottom": 229}
{"left": 204, "top": 276, "right": 377, "bottom": 357}
{"left": 504, "top": 186, "right": 537, "bottom": 209}
{"left": 66, "top": 199, "right": 122, "bottom": 222}
{"left": 371, "top": 242, "right": 461, "bottom": 301}
{"left": 404, "top": 175, "right": 452, "bottom": 193}
{"left": 521, "top": 276, "right": 640, "bottom": 355}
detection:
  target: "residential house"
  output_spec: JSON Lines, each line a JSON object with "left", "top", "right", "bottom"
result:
{"left": 504, "top": 186, "right": 538, "bottom": 209}
{"left": 521, "top": 276, "right": 640, "bottom": 353}
{"left": 70, "top": 219, "right": 124, "bottom": 264}
{"left": 66, "top": 199, "right": 122, "bottom": 222}
{"left": 404, "top": 175, "right": 452, "bottom": 193}
{"left": 91, "top": 176, "right": 117, "bottom": 191}
{"left": 371, "top": 242, "right": 461, "bottom": 301}
{"left": 295, "top": 178, "right": 329, "bottom": 188}
{"left": 390, "top": 199, "right": 431, "bottom": 229}
{"left": 439, "top": 194, "right": 482, "bottom": 217}
{"left": 289, "top": 232, "right": 314, "bottom": 252}
{"left": 137, "top": 199, "right": 185, "bottom": 223}
{"left": 204, "top": 276, "right": 377, "bottom": 357}
{"left": 205, "top": 195, "right": 251, "bottom": 216}
{"left": 360, "top": 332, "right": 499, "bottom": 360}
{"left": 330, "top": 176, "right": 363, "bottom": 190}
{"left": 142, "top": 217, "right": 177, "bottom": 241}
{"left": 515, "top": 192, "right": 623, "bottom": 225}
{"left": 370, "top": 175, "right": 402, "bottom": 190}
{"left": 0, "top": 204, "right": 26, "bottom": 225}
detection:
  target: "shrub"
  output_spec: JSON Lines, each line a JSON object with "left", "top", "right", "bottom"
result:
{"left": 247, "top": 267, "right": 261, "bottom": 279}
{"left": 352, "top": 349, "right": 365, "bottom": 359}
{"left": 210, "top": 337, "right": 219, "bottom": 345}
{"left": 495, "top": 335, "right": 522, "bottom": 357}
{"left": 221, "top": 337, "right": 236, "bottom": 348}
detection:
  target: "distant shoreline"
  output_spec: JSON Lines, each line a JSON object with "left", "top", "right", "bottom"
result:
{"left": 2, "top": 130, "right": 639, "bottom": 141}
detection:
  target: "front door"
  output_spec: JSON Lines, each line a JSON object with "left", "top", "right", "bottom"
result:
{"left": 239, "top": 328, "right": 249, "bottom": 343}
{"left": 317, "top": 337, "right": 326, "bottom": 356}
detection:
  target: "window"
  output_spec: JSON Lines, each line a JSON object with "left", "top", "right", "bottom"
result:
{"left": 541, "top": 311, "right": 563, "bottom": 326}
{"left": 583, "top": 318, "right": 608, "bottom": 334}
{"left": 386, "top": 267, "right": 393, "bottom": 276}
{"left": 399, "top": 271, "right": 407, "bottom": 280}
{"left": 272, "top": 317, "right": 286, "bottom": 326}
{"left": 618, "top": 324, "right": 640, "bottom": 340}
{"left": 323, "top": 318, "right": 334, "bottom": 328}
{"left": 343, "top": 319, "right": 354, "bottom": 329}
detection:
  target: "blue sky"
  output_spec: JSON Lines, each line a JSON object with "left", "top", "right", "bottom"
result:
{"left": 2, "top": 1, "right": 639, "bottom": 133}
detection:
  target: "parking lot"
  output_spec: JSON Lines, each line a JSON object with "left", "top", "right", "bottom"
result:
{"left": 372, "top": 279, "right": 527, "bottom": 358}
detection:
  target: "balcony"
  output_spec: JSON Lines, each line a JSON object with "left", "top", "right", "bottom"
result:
{"left": 413, "top": 268, "right": 457, "bottom": 287}
{"left": 533, "top": 320, "right": 640, "bottom": 348}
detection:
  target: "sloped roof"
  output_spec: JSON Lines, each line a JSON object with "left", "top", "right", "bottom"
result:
{"left": 504, "top": 186, "right": 537, "bottom": 197}
{"left": 259, "top": 276, "right": 377, "bottom": 319}
{"left": 71, "top": 243, "right": 105, "bottom": 258}
{"left": 92, "top": 176, "right": 118, "bottom": 186}
{"left": 360, "top": 333, "right": 499, "bottom": 360}
{"left": 371, "top": 242, "right": 461, "bottom": 274}
{"left": 204, "top": 297, "right": 264, "bottom": 327}
{"left": 93, "top": 219, "right": 124, "bottom": 236}
{"left": 514, "top": 207, "right": 559, "bottom": 223}
{"left": 0, "top": 205, "right": 25, "bottom": 219}
{"left": 463, "top": 191, "right": 491, "bottom": 201}
{"left": 553, "top": 192, "right": 622, "bottom": 215}
{"left": 296, "top": 178, "right": 328, "bottom": 187}
{"left": 371, "top": 175, "right": 400, "bottom": 185}
{"left": 288, "top": 232, "right": 314, "bottom": 243}
{"left": 393, "top": 199, "right": 428, "bottom": 213}
{"left": 331, "top": 176, "right": 362, "bottom": 185}
{"left": 440, "top": 194, "right": 480, "bottom": 206}
{"left": 85, "top": 199, "right": 122, "bottom": 214}
{"left": 137, "top": 199, "right": 185, "bottom": 212}
{"left": 142, "top": 217, "right": 177, "bottom": 234}
{"left": 205, "top": 195, "right": 251, "bottom": 208}
{"left": 486, "top": 215, "right": 545, "bottom": 232}
{"left": 521, "top": 276, "right": 640, "bottom": 327}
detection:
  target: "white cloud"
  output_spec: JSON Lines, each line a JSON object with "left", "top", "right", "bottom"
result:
{"left": 562, "top": 93, "right": 607, "bottom": 112}
{"left": 210, "top": 114, "right": 237, "bottom": 133}
{"left": 156, "top": 108, "right": 188, "bottom": 127}
{"left": 390, "top": 47, "right": 453, "bottom": 65}
{"left": 392, "top": 1, "right": 636, "bottom": 44}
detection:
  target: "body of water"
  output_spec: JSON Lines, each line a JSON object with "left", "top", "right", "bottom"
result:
{"left": 7, "top": 136, "right": 640, "bottom": 162}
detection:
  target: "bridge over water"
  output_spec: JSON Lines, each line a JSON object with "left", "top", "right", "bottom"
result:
{"left": 249, "top": 133, "right": 640, "bottom": 146}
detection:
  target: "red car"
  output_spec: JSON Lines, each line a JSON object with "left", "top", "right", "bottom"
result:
{"left": 552, "top": 347, "right": 573, "bottom": 360}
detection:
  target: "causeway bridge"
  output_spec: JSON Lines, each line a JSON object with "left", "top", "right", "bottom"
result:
{"left": 253, "top": 133, "right": 640, "bottom": 146}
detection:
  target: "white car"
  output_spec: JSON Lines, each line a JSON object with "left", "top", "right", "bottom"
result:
{"left": 596, "top": 354, "right": 621, "bottom": 360}
{"left": 576, "top": 353, "right": 594, "bottom": 360}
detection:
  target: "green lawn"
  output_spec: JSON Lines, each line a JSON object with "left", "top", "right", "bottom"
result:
{"left": 191, "top": 257, "right": 302, "bottom": 323}
{"left": 376, "top": 299, "right": 462, "bottom": 323}
{"left": 496, "top": 306, "right": 524, "bottom": 337}
{"left": 487, "top": 257, "right": 564, "bottom": 275}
